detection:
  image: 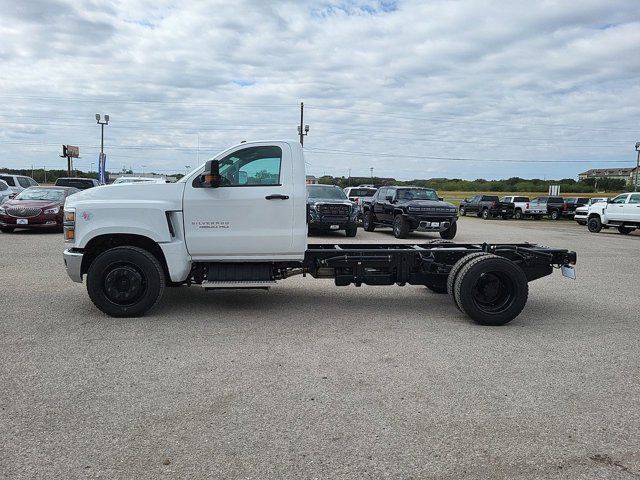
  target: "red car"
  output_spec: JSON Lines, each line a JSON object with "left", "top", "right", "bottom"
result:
{"left": 0, "top": 186, "right": 79, "bottom": 233}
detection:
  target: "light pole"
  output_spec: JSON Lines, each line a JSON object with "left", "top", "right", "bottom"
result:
{"left": 635, "top": 142, "right": 640, "bottom": 192}
{"left": 370, "top": 167, "right": 374, "bottom": 182}
{"left": 141, "top": 165, "right": 147, "bottom": 176}
{"left": 95, "top": 114, "right": 109, "bottom": 154}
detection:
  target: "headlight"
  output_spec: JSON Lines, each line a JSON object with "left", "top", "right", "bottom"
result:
{"left": 63, "top": 208, "right": 75, "bottom": 242}
{"left": 44, "top": 206, "right": 60, "bottom": 215}
{"left": 0, "top": 207, "right": 5, "bottom": 215}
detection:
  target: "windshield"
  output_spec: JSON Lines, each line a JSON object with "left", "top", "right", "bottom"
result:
{"left": 15, "top": 188, "right": 65, "bottom": 202}
{"left": 347, "top": 188, "right": 377, "bottom": 197}
{"left": 397, "top": 188, "right": 439, "bottom": 201}
{"left": 308, "top": 186, "right": 348, "bottom": 200}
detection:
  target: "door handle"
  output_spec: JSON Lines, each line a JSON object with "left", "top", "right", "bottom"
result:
{"left": 265, "top": 194, "right": 289, "bottom": 200}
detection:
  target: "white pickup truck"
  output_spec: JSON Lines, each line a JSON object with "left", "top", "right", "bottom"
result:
{"left": 63, "top": 140, "right": 577, "bottom": 326}
{"left": 586, "top": 192, "right": 640, "bottom": 234}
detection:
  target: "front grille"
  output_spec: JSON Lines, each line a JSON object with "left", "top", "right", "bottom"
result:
{"left": 6, "top": 207, "right": 42, "bottom": 218}
{"left": 319, "top": 204, "right": 350, "bottom": 216}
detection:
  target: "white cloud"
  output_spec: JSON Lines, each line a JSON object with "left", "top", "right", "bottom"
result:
{"left": 0, "top": 0, "right": 639, "bottom": 180}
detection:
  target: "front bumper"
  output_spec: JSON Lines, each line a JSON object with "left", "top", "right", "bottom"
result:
{"left": 407, "top": 214, "right": 456, "bottom": 232}
{"left": 309, "top": 219, "right": 356, "bottom": 230}
{"left": 0, "top": 213, "right": 62, "bottom": 228}
{"left": 63, "top": 248, "right": 83, "bottom": 283}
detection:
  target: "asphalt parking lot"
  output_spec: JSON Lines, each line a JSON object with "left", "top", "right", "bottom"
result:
{"left": 1, "top": 217, "right": 639, "bottom": 479}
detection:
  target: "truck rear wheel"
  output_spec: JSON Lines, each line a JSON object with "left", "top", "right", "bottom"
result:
{"left": 514, "top": 209, "right": 523, "bottom": 220}
{"left": 453, "top": 255, "right": 529, "bottom": 326}
{"left": 86, "top": 246, "right": 165, "bottom": 317}
{"left": 550, "top": 210, "right": 560, "bottom": 220}
{"left": 459, "top": 206, "right": 466, "bottom": 216}
{"left": 393, "top": 214, "right": 409, "bottom": 238}
{"left": 446, "top": 252, "right": 490, "bottom": 309}
{"left": 587, "top": 217, "right": 602, "bottom": 233}
{"left": 363, "top": 210, "right": 375, "bottom": 232}
{"left": 439, "top": 222, "right": 457, "bottom": 240}
{"left": 481, "top": 209, "right": 490, "bottom": 220}
{"left": 618, "top": 226, "right": 633, "bottom": 235}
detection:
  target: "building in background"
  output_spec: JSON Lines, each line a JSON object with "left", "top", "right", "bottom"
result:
{"left": 578, "top": 167, "right": 636, "bottom": 182}
{"left": 306, "top": 175, "right": 318, "bottom": 185}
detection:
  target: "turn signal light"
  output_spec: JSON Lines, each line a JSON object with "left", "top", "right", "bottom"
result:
{"left": 64, "top": 229, "right": 75, "bottom": 240}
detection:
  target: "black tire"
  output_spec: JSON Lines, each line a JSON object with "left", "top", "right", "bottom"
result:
{"left": 446, "top": 252, "right": 491, "bottom": 309}
{"left": 550, "top": 210, "right": 560, "bottom": 220}
{"left": 459, "top": 206, "right": 466, "bottom": 216}
{"left": 0, "top": 226, "right": 14, "bottom": 233}
{"left": 439, "top": 222, "right": 457, "bottom": 240}
{"left": 393, "top": 214, "right": 410, "bottom": 238}
{"left": 425, "top": 284, "right": 448, "bottom": 294}
{"left": 453, "top": 255, "right": 529, "bottom": 326}
{"left": 363, "top": 210, "right": 375, "bottom": 232}
{"left": 514, "top": 209, "right": 523, "bottom": 220}
{"left": 86, "top": 246, "right": 165, "bottom": 317}
{"left": 345, "top": 225, "right": 357, "bottom": 237}
{"left": 587, "top": 216, "right": 602, "bottom": 233}
{"left": 618, "top": 226, "right": 633, "bottom": 235}
{"left": 481, "top": 209, "right": 490, "bottom": 220}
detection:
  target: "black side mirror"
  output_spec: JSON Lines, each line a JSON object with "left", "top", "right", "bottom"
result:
{"left": 201, "top": 160, "right": 221, "bottom": 188}
{"left": 438, "top": 197, "right": 444, "bottom": 201}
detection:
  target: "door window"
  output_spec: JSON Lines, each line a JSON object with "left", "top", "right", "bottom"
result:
{"left": 18, "top": 177, "right": 31, "bottom": 188}
{"left": 611, "top": 195, "right": 628, "bottom": 204}
{"left": 216, "top": 146, "right": 282, "bottom": 186}
{"left": 629, "top": 194, "right": 640, "bottom": 204}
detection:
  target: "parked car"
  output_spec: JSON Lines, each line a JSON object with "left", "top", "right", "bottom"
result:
{"left": 561, "top": 197, "right": 590, "bottom": 218}
{"left": 0, "top": 180, "right": 12, "bottom": 204}
{"left": 0, "top": 186, "right": 79, "bottom": 233}
{"left": 525, "top": 196, "right": 564, "bottom": 220}
{"left": 362, "top": 186, "right": 458, "bottom": 239}
{"left": 0, "top": 174, "right": 38, "bottom": 195}
{"left": 500, "top": 196, "right": 530, "bottom": 220}
{"left": 459, "top": 195, "right": 515, "bottom": 219}
{"left": 586, "top": 193, "right": 640, "bottom": 234}
{"left": 574, "top": 197, "right": 608, "bottom": 225}
{"left": 343, "top": 186, "right": 377, "bottom": 220}
{"left": 55, "top": 177, "right": 100, "bottom": 190}
{"left": 307, "top": 184, "right": 358, "bottom": 236}
{"left": 113, "top": 176, "right": 168, "bottom": 184}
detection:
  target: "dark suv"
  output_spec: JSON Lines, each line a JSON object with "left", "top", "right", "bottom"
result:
{"left": 307, "top": 184, "right": 358, "bottom": 236}
{"left": 362, "top": 186, "right": 458, "bottom": 239}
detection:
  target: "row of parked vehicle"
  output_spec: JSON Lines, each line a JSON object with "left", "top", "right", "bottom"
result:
{"left": 307, "top": 184, "right": 459, "bottom": 239}
{"left": 0, "top": 174, "right": 170, "bottom": 233}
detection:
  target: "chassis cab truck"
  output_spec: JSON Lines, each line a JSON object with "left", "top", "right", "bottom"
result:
{"left": 63, "top": 140, "right": 576, "bottom": 326}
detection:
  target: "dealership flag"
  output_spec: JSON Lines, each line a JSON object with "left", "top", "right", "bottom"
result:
{"left": 97, "top": 152, "right": 107, "bottom": 185}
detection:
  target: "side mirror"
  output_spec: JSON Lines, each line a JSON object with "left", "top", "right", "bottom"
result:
{"left": 9, "top": 194, "right": 16, "bottom": 199}
{"left": 201, "top": 160, "right": 221, "bottom": 188}
{"left": 607, "top": 198, "right": 612, "bottom": 203}
{"left": 438, "top": 197, "right": 444, "bottom": 201}
{"left": 385, "top": 195, "right": 394, "bottom": 202}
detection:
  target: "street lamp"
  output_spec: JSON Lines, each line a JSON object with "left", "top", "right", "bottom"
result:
{"left": 96, "top": 114, "right": 109, "bottom": 154}
{"left": 635, "top": 142, "right": 640, "bottom": 192}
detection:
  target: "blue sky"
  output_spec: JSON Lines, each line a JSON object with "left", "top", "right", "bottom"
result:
{"left": 0, "top": 0, "right": 639, "bottom": 180}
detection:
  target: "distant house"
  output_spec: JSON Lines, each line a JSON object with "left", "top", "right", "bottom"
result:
{"left": 305, "top": 175, "right": 318, "bottom": 185}
{"left": 578, "top": 168, "right": 636, "bottom": 182}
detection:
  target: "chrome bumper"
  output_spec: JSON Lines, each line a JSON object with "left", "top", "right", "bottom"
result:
{"left": 416, "top": 220, "right": 450, "bottom": 232}
{"left": 63, "top": 248, "right": 83, "bottom": 283}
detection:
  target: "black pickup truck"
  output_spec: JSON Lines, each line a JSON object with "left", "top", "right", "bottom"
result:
{"left": 561, "top": 197, "right": 590, "bottom": 218}
{"left": 459, "top": 195, "right": 515, "bottom": 219}
{"left": 527, "top": 196, "right": 565, "bottom": 220}
{"left": 362, "top": 186, "right": 458, "bottom": 239}
{"left": 307, "top": 184, "right": 359, "bottom": 236}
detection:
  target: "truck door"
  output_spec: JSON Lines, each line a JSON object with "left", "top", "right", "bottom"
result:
{"left": 606, "top": 194, "right": 628, "bottom": 221}
{"left": 374, "top": 188, "right": 387, "bottom": 221}
{"left": 182, "top": 143, "right": 299, "bottom": 260}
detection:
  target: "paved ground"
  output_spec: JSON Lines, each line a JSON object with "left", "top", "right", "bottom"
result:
{"left": 1, "top": 217, "right": 639, "bottom": 479}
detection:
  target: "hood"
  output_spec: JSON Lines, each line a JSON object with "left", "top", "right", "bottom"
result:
{"left": 3, "top": 199, "right": 61, "bottom": 209}
{"left": 307, "top": 199, "right": 354, "bottom": 206}
{"left": 65, "top": 182, "right": 186, "bottom": 211}
{"left": 407, "top": 199, "right": 456, "bottom": 209}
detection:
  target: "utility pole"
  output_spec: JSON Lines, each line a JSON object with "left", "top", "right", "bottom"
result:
{"left": 43, "top": 165, "right": 46, "bottom": 183}
{"left": 31, "top": 165, "right": 34, "bottom": 178}
{"left": 348, "top": 168, "right": 351, "bottom": 186}
{"left": 298, "top": 102, "right": 309, "bottom": 146}
{"left": 370, "top": 167, "right": 374, "bottom": 182}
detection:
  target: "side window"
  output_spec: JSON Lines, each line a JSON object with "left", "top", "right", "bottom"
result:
{"left": 627, "top": 194, "right": 640, "bottom": 204}
{"left": 611, "top": 195, "right": 628, "bottom": 204}
{"left": 217, "top": 146, "right": 282, "bottom": 186}
{"left": 378, "top": 187, "right": 387, "bottom": 199}
{"left": 18, "top": 177, "right": 31, "bottom": 188}
{"left": 29, "top": 178, "right": 38, "bottom": 186}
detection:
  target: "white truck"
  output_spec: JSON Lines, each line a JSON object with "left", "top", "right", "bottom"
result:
{"left": 586, "top": 192, "right": 640, "bottom": 234}
{"left": 63, "top": 140, "right": 577, "bottom": 326}
{"left": 500, "top": 196, "right": 530, "bottom": 220}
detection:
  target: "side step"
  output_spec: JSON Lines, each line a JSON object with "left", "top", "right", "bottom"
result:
{"left": 201, "top": 280, "right": 277, "bottom": 289}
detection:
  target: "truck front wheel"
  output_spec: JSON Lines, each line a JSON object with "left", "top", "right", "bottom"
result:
{"left": 439, "top": 222, "right": 457, "bottom": 240}
{"left": 86, "top": 246, "right": 165, "bottom": 317}
{"left": 363, "top": 210, "right": 376, "bottom": 232}
{"left": 345, "top": 225, "right": 357, "bottom": 237}
{"left": 481, "top": 209, "right": 490, "bottom": 220}
{"left": 393, "top": 214, "right": 410, "bottom": 238}
{"left": 587, "top": 217, "right": 602, "bottom": 233}
{"left": 550, "top": 210, "right": 560, "bottom": 220}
